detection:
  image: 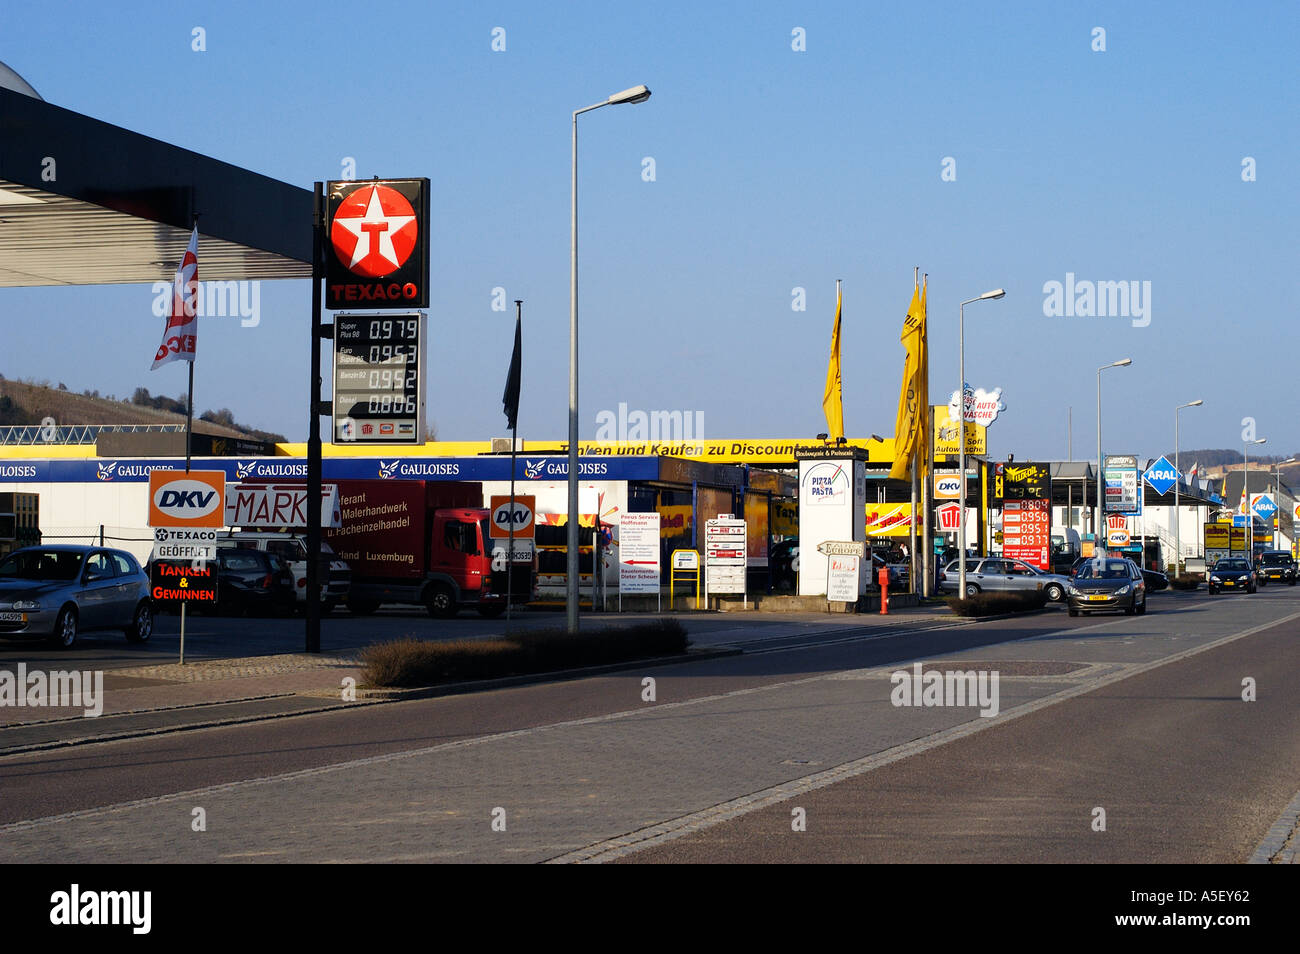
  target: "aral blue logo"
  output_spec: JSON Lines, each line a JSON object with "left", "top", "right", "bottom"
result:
{"left": 1142, "top": 456, "right": 1179, "bottom": 496}
{"left": 1251, "top": 493, "right": 1277, "bottom": 520}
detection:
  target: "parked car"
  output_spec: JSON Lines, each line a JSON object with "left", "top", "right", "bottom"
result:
{"left": 1208, "top": 557, "right": 1256, "bottom": 594}
{"left": 769, "top": 541, "right": 906, "bottom": 592}
{"left": 1140, "top": 568, "right": 1169, "bottom": 591}
{"left": 207, "top": 548, "right": 296, "bottom": 617}
{"left": 0, "top": 545, "right": 153, "bottom": 648}
{"left": 1066, "top": 557, "right": 1147, "bottom": 616}
{"left": 1256, "top": 550, "right": 1296, "bottom": 585}
{"left": 771, "top": 539, "right": 799, "bottom": 591}
{"left": 216, "top": 531, "right": 351, "bottom": 612}
{"left": 939, "top": 557, "right": 1071, "bottom": 601}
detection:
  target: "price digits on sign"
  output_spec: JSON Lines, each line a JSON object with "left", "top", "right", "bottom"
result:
{"left": 332, "top": 313, "right": 426, "bottom": 443}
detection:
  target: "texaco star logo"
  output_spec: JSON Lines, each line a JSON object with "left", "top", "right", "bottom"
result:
{"left": 330, "top": 184, "right": 418, "bottom": 278}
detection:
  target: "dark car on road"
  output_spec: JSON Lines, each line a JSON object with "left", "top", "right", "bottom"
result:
{"left": 1066, "top": 557, "right": 1147, "bottom": 616}
{"left": 1256, "top": 550, "right": 1296, "bottom": 585}
{"left": 0, "top": 545, "right": 153, "bottom": 648}
{"left": 202, "top": 548, "right": 296, "bottom": 617}
{"left": 1208, "top": 558, "right": 1256, "bottom": 594}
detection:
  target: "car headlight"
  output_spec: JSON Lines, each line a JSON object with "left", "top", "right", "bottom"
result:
{"left": 1066, "top": 584, "right": 1079, "bottom": 595}
{"left": 11, "top": 599, "right": 40, "bottom": 611}
{"left": 1209, "top": 576, "right": 1220, "bottom": 582}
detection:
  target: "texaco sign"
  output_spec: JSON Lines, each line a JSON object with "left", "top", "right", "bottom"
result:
{"left": 325, "top": 178, "right": 430, "bottom": 309}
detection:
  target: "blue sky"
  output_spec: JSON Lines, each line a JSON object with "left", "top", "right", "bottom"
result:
{"left": 2, "top": 0, "right": 1297, "bottom": 462}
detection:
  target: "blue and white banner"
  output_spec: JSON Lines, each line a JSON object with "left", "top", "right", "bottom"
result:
{"left": 0, "top": 455, "right": 661, "bottom": 484}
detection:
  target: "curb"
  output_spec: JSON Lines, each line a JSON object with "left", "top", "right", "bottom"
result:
{"left": 1248, "top": 788, "right": 1300, "bottom": 864}
{"left": 0, "top": 647, "right": 742, "bottom": 754}
{"left": 336, "top": 645, "right": 744, "bottom": 701}
{"left": 0, "top": 698, "right": 378, "bottom": 757}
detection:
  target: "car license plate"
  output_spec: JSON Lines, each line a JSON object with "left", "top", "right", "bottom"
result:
{"left": 1224, "top": 581, "right": 1236, "bottom": 586}
{"left": 0, "top": 612, "right": 25, "bottom": 622}
{"left": 1086, "top": 595, "right": 1109, "bottom": 602}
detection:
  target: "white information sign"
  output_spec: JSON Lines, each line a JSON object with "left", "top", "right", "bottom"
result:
{"left": 618, "top": 512, "right": 661, "bottom": 595}
{"left": 825, "top": 554, "right": 861, "bottom": 602}
{"left": 705, "top": 515, "right": 748, "bottom": 597}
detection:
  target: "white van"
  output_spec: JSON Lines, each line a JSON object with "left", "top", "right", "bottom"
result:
{"left": 216, "top": 531, "right": 352, "bottom": 612}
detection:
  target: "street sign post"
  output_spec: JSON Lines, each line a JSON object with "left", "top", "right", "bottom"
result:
{"left": 705, "top": 515, "right": 748, "bottom": 606}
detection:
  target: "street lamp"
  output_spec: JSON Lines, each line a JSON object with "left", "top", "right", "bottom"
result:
{"left": 1243, "top": 437, "right": 1266, "bottom": 561}
{"left": 956, "top": 288, "right": 1006, "bottom": 600}
{"left": 568, "top": 84, "right": 652, "bottom": 635}
{"left": 1174, "top": 399, "right": 1202, "bottom": 571}
{"left": 1095, "top": 358, "right": 1132, "bottom": 562}
{"left": 1272, "top": 457, "right": 1295, "bottom": 550}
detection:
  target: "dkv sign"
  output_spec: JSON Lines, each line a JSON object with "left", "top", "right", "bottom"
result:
{"left": 489, "top": 495, "right": 536, "bottom": 539}
{"left": 148, "top": 470, "right": 226, "bottom": 528}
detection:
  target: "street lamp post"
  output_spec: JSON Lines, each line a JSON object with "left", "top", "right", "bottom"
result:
{"left": 568, "top": 84, "right": 651, "bottom": 635}
{"left": 956, "top": 288, "right": 1006, "bottom": 600}
{"left": 1243, "top": 437, "right": 1266, "bottom": 563}
{"left": 1174, "top": 399, "right": 1203, "bottom": 571}
{"left": 1272, "top": 457, "right": 1295, "bottom": 550}
{"left": 1095, "top": 359, "right": 1133, "bottom": 562}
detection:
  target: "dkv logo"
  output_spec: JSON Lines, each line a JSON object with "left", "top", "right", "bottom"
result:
{"left": 934, "top": 475, "right": 963, "bottom": 499}
{"left": 490, "top": 495, "right": 536, "bottom": 538}
{"left": 148, "top": 470, "right": 226, "bottom": 528}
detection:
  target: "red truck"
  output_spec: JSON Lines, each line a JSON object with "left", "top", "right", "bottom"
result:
{"left": 326, "top": 480, "right": 534, "bottom": 618}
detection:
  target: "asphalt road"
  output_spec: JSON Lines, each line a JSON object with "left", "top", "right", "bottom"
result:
{"left": 2, "top": 588, "right": 1297, "bottom": 863}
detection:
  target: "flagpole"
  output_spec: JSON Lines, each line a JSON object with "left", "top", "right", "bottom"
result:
{"left": 908, "top": 268, "right": 919, "bottom": 593}
{"left": 507, "top": 300, "right": 521, "bottom": 632}
{"left": 920, "top": 272, "right": 931, "bottom": 597}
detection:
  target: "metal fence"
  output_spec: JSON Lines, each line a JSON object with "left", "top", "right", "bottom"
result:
{"left": 0, "top": 424, "right": 186, "bottom": 446}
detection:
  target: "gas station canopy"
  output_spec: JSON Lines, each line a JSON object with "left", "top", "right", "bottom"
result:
{"left": 0, "top": 79, "right": 311, "bottom": 287}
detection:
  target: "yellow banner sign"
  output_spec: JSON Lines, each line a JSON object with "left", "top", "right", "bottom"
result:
{"left": 1204, "top": 524, "right": 1229, "bottom": 549}
{"left": 932, "top": 405, "right": 986, "bottom": 457}
{"left": 865, "top": 503, "right": 914, "bottom": 537}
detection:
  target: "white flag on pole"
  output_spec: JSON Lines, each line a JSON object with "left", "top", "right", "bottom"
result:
{"left": 151, "top": 226, "right": 199, "bottom": 370}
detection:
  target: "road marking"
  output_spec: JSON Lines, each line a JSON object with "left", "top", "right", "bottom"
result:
{"left": 546, "top": 610, "right": 1300, "bottom": 863}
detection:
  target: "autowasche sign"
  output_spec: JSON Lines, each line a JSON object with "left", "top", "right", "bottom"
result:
{"left": 148, "top": 470, "right": 226, "bottom": 528}
{"left": 489, "top": 495, "right": 536, "bottom": 539}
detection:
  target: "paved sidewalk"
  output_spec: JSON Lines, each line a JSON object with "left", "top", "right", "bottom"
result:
{"left": 0, "top": 652, "right": 364, "bottom": 727}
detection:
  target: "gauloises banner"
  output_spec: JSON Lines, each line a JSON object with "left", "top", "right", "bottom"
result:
{"left": 0, "top": 456, "right": 661, "bottom": 484}
{"left": 325, "top": 178, "right": 430, "bottom": 310}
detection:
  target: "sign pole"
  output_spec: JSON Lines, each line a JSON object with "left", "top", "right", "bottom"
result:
{"left": 306, "top": 181, "right": 324, "bottom": 654}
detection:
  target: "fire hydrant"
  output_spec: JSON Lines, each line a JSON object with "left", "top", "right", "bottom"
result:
{"left": 878, "top": 566, "right": 891, "bottom": 615}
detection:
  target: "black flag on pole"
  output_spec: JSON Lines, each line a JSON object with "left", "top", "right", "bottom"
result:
{"left": 502, "top": 312, "right": 522, "bottom": 429}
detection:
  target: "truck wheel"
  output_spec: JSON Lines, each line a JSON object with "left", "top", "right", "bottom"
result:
{"left": 347, "top": 597, "right": 380, "bottom": 615}
{"left": 425, "top": 585, "right": 457, "bottom": 619}
{"left": 476, "top": 602, "right": 506, "bottom": 619}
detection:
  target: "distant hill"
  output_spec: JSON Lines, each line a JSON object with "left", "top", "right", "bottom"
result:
{"left": 0, "top": 377, "right": 285, "bottom": 443}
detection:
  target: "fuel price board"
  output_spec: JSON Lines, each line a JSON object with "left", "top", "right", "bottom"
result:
{"left": 332, "top": 313, "right": 427, "bottom": 444}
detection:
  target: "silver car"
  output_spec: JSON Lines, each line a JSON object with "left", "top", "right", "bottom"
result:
{"left": 0, "top": 546, "right": 153, "bottom": 648}
{"left": 939, "top": 557, "right": 1071, "bottom": 601}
